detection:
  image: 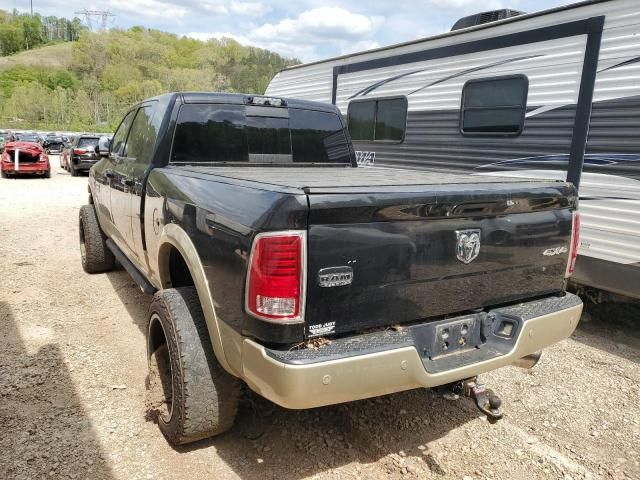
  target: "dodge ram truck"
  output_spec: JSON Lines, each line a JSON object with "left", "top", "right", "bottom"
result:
{"left": 79, "top": 92, "right": 583, "bottom": 445}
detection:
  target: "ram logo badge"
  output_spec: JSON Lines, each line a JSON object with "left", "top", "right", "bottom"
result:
{"left": 543, "top": 246, "right": 568, "bottom": 256}
{"left": 318, "top": 266, "right": 354, "bottom": 287}
{"left": 455, "top": 229, "right": 481, "bottom": 264}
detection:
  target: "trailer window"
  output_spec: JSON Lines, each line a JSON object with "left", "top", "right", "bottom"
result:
{"left": 348, "top": 101, "right": 375, "bottom": 140}
{"left": 461, "top": 76, "right": 528, "bottom": 136}
{"left": 347, "top": 97, "right": 407, "bottom": 142}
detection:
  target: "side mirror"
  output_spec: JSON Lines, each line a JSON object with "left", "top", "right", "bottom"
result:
{"left": 97, "top": 136, "right": 111, "bottom": 157}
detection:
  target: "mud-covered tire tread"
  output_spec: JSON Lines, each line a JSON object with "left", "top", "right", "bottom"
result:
{"left": 79, "top": 204, "right": 115, "bottom": 273}
{"left": 150, "top": 287, "right": 240, "bottom": 445}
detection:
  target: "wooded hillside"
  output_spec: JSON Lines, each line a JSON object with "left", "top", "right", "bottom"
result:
{"left": 0, "top": 21, "right": 297, "bottom": 132}
{"left": 0, "top": 9, "right": 83, "bottom": 55}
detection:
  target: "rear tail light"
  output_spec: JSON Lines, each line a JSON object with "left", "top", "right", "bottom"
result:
{"left": 73, "top": 148, "right": 87, "bottom": 155}
{"left": 245, "top": 231, "right": 306, "bottom": 322}
{"left": 566, "top": 211, "right": 580, "bottom": 277}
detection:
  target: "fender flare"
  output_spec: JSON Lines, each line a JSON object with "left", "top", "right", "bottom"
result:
{"left": 157, "top": 223, "right": 236, "bottom": 376}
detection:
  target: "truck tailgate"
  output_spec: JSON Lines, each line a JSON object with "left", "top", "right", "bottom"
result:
{"left": 305, "top": 181, "right": 577, "bottom": 336}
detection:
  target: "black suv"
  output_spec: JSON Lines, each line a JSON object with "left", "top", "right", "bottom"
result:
{"left": 63, "top": 135, "right": 100, "bottom": 176}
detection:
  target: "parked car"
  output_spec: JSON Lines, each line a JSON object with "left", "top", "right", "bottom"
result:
{"left": 80, "top": 92, "right": 582, "bottom": 446}
{"left": 1, "top": 140, "right": 50, "bottom": 178}
{"left": 15, "top": 133, "right": 42, "bottom": 145}
{"left": 43, "top": 135, "right": 66, "bottom": 155}
{"left": 0, "top": 131, "right": 12, "bottom": 150}
{"left": 64, "top": 135, "right": 100, "bottom": 176}
{"left": 60, "top": 135, "right": 75, "bottom": 170}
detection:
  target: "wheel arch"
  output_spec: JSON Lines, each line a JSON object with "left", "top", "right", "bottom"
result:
{"left": 157, "top": 223, "right": 237, "bottom": 376}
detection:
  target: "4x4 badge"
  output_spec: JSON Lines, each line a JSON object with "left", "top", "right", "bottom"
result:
{"left": 455, "top": 229, "right": 481, "bottom": 264}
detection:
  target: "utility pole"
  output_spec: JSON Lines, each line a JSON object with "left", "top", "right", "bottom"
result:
{"left": 30, "top": 0, "right": 33, "bottom": 16}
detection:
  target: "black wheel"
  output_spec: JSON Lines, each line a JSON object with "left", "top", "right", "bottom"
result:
{"left": 79, "top": 204, "right": 115, "bottom": 273}
{"left": 147, "top": 287, "right": 240, "bottom": 445}
{"left": 44, "top": 169, "right": 51, "bottom": 178}
{"left": 1, "top": 170, "right": 6, "bottom": 178}
{"left": 70, "top": 162, "right": 78, "bottom": 176}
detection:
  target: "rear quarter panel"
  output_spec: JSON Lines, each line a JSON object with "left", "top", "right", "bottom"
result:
{"left": 144, "top": 168, "right": 308, "bottom": 337}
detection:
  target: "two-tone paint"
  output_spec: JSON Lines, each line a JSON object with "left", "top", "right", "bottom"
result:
{"left": 87, "top": 92, "right": 581, "bottom": 407}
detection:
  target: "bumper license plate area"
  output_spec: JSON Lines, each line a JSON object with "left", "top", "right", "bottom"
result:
{"left": 432, "top": 317, "right": 480, "bottom": 357}
{"left": 409, "top": 314, "right": 483, "bottom": 360}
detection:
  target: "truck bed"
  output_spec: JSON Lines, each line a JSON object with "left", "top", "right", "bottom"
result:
{"left": 174, "top": 166, "right": 557, "bottom": 193}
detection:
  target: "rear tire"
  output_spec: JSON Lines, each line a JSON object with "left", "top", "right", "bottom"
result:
{"left": 147, "top": 287, "right": 240, "bottom": 445}
{"left": 44, "top": 169, "right": 51, "bottom": 179}
{"left": 70, "top": 162, "right": 78, "bottom": 176}
{"left": 79, "top": 204, "right": 115, "bottom": 273}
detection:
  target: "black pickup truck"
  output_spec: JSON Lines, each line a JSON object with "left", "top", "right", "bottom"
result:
{"left": 79, "top": 92, "right": 583, "bottom": 445}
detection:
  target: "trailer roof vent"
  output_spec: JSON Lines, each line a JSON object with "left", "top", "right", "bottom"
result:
{"left": 451, "top": 9, "right": 526, "bottom": 31}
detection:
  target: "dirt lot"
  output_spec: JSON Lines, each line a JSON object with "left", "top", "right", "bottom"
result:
{"left": 1, "top": 161, "right": 639, "bottom": 480}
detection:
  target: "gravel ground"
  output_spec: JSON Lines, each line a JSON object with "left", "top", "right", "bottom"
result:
{"left": 1, "top": 161, "right": 639, "bottom": 480}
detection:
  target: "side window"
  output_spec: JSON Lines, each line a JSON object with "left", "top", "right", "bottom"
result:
{"left": 124, "top": 104, "right": 158, "bottom": 164}
{"left": 111, "top": 110, "right": 136, "bottom": 156}
{"left": 460, "top": 75, "right": 528, "bottom": 136}
{"left": 348, "top": 101, "right": 375, "bottom": 140}
{"left": 347, "top": 97, "right": 407, "bottom": 142}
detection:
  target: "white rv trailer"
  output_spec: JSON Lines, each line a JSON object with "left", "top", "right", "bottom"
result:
{"left": 265, "top": 0, "right": 640, "bottom": 301}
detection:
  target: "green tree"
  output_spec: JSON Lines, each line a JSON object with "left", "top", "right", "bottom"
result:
{"left": 0, "top": 23, "right": 24, "bottom": 55}
{"left": 21, "top": 14, "right": 44, "bottom": 49}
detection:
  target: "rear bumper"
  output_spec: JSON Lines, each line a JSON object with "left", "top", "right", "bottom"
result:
{"left": 2, "top": 163, "right": 49, "bottom": 175}
{"left": 240, "top": 293, "right": 582, "bottom": 409}
{"left": 73, "top": 159, "right": 99, "bottom": 170}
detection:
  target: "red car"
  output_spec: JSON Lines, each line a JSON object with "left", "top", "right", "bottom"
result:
{"left": 1, "top": 141, "right": 50, "bottom": 178}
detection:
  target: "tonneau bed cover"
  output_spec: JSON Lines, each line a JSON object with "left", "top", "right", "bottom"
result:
{"left": 173, "top": 166, "right": 559, "bottom": 192}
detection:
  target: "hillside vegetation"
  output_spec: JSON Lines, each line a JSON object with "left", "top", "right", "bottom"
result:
{"left": 0, "top": 26, "right": 297, "bottom": 132}
{"left": 0, "top": 10, "right": 83, "bottom": 55}
{"left": 0, "top": 42, "right": 73, "bottom": 70}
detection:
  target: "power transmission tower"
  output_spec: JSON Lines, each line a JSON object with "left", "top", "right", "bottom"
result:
{"left": 74, "top": 9, "right": 116, "bottom": 31}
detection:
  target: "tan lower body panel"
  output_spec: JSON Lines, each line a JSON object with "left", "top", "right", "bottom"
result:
{"left": 240, "top": 303, "right": 583, "bottom": 409}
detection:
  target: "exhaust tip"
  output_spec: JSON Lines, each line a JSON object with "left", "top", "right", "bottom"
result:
{"left": 512, "top": 351, "right": 542, "bottom": 369}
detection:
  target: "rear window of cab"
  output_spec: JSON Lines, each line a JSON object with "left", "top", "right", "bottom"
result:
{"left": 171, "top": 104, "right": 352, "bottom": 165}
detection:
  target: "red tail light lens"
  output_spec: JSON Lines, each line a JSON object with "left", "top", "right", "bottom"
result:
{"left": 566, "top": 212, "right": 580, "bottom": 277}
{"left": 73, "top": 148, "right": 87, "bottom": 155}
{"left": 246, "top": 231, "right": 306, "bottom": 322}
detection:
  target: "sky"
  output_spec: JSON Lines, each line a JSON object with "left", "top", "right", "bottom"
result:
{"left": 5, "top": 0, "right": 576, "bottom": 62}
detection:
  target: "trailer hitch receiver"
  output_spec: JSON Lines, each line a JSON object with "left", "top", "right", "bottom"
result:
{"left": 450, "top": 377, "right": 504, "bottom": 423}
